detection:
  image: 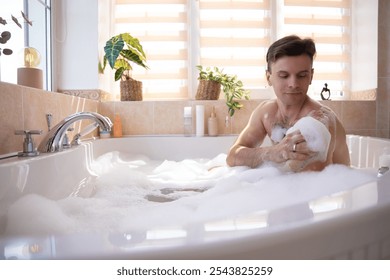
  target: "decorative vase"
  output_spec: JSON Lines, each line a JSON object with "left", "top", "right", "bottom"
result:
{"left": 120, "top": 78, "right": 143, "bottom": 101}
{"left": 195, "top": 80, "right": 221, "bottom": 100}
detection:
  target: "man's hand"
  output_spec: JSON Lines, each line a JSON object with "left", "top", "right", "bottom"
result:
{"left": 271, "top": 130, "right": 317, "bottom": 164}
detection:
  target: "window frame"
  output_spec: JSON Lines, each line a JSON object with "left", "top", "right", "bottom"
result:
{"left": 100, "top": 0, "right": 376, "bottom": 101}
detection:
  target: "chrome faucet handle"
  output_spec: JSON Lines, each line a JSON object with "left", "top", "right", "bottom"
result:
{"left": 71, "top": 122, "right": 99, "bottom": 146}
{"left": 46, "top": 113, "right": 53, "bottom": 131}
{"left": 15, "top": 130, "right": 43, "bottom": 157}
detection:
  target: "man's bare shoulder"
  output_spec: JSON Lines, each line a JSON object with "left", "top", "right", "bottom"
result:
{"left": 304, "top": 98, "right": 337, "bottom": 126}
{"left": 252, "top": 100, "right": 278, "bottom": 116}
{"left": 305, "top": 98, "right": 335, "bottom": 116}
{"left": 304, "top": 97, "right": 324, "bottom": 111}
{"left": 245, "top": 100, "right": 278, "bottom": 131}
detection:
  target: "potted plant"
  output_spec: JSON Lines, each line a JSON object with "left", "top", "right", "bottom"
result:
{"left": 196, "top": 65, "right": 250, "bottom": 117}
{"left": 100, "top": 33, "right": 149, "bottom": 101}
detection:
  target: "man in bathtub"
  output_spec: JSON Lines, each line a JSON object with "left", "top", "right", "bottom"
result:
{"left": 226, "top": 35, "right": 350, "bottom": 172}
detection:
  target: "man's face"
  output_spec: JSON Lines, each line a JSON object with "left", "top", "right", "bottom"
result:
{"left": 266, "top": 54, "right": 314, "bottom": 105}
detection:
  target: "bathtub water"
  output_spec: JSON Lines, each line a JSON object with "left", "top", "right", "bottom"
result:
{"left": 0, "top": 135, "right": 390, "bottom": 259}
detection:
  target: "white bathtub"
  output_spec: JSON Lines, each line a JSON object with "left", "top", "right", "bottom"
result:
{"left": 0, "top": 135, "right": 389, "bottom": 260}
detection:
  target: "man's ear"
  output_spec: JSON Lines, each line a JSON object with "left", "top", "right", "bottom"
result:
{"left": 266, "top": 70, "right": 272, "bottom": 86}
{"left": 310, "top": 68, "right": 314, "bottom": 84}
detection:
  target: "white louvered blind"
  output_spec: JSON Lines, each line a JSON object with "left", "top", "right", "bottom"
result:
{"left": 283, "top": 0, "right": 351, "bottom": 97}
{"left": 113, "top": 0, "right": 188, "bottom": 99}
{"left": 106, "top": 0, "right": 351, "bottom": 100}
{"left": 198, "top": 0, "right": 271, "bottom": 90}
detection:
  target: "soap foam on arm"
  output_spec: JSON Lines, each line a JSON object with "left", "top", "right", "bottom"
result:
{"left": 286, "top": 116, "right": 331, "bottom": 162}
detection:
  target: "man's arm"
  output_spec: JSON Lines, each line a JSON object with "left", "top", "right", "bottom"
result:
{"left": 226, "top": 102, "right": 310, "bottom": 168}
{"left": 226, "top": 104, "right": 268, "bottom": 168}
{"left": 332, "top": 117, "right": 350, "bottom": 165}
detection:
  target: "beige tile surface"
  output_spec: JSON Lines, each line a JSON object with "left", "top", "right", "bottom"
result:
{"left": 0, "top": 82, "right": 100, "bottom": 155}
{"left": 116, "top": 101, "right": 154, "bottom": 135}
{"left": 341, "top": 101, "right": 376, "bottom": 130}
{"left": 0, "top": 82, "right": 24, "bottom": 153}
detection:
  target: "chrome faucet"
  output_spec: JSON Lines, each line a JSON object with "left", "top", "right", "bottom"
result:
{"left": 38, "top": 112, "right": 112, "bottom": 153}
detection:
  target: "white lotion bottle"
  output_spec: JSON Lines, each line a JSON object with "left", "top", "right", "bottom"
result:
{"left": 196, "top": 105, "right": 205, "bottom": 137}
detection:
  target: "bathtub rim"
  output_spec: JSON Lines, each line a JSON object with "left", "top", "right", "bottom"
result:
{"left": 1, "top": 133, "right": 389, "bottom": 164}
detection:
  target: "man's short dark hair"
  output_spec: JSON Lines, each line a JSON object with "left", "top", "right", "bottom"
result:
{"left": 266, "top": 35, "right": 316, "bottom": 72}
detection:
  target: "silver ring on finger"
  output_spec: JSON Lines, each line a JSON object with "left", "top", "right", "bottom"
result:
{"left": 293, "top": 143, "right": 297, "bottom": 153}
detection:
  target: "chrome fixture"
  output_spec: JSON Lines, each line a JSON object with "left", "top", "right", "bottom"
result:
{"left": 15, "top": 130, "right": 43, "bottom": 157}
{"left": 378, "top": 152, "right": 390, "bottom": 177}
{"left": 71, "top": 122, "right": 100, "bottom": 146}
{"left": 378, "top": 166, "right": 389, "bottom": 177}
{"left": 46, "top": 113, "right": 52, "bottom": 131}
{"left": 38, "top": 112, "right": 112, "bottom": 153}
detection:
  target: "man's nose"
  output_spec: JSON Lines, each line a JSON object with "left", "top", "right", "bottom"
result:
{"left": 288, "top": 76, "right": 299, "bottom": 88}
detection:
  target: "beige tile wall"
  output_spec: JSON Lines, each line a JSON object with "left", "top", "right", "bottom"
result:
{"left": 98, "top": 99, "right": 379, "bottom": 137}
{"left": 0, "top": 82, "right": 99, "bottom": 155}
{"left": 0, "top": 81, "right": 385, "bottom": 156}
{"left": 98, "top": 100, "right": 246, "bottom": 136}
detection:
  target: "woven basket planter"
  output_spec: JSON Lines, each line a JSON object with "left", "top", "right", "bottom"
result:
{"left": 195, "top": 80, "right": 221, "bottom": 100}
{"left": 120, "top": 78, "right": 143, "bottom": 101}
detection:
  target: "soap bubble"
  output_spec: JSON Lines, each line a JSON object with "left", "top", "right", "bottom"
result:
{"left": 5, "top": 152, "right": 377, "bottom": 236}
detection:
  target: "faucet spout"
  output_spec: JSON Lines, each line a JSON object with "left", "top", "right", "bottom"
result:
{"left": 38, "top": 112, "right": 113, "bottom": 153}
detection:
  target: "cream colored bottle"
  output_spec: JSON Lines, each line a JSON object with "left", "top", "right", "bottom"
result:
{"left": 208, "top": 106, "right": 218, "bottom": 136}
{"left": 113, "top": 114, "right": 123, "bottom": 138}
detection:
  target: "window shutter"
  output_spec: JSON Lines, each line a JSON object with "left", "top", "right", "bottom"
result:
{"left": 113, "top": 0, "right": 188, "bottom": 99}
{"left": 106, "top": 0, "right": 351, "bottom": 100}
{"left": 283, "top": 0, "right": 351, "bottom": 97}
{"left": 198, "top": 0, "right": 271, "bottom": 91}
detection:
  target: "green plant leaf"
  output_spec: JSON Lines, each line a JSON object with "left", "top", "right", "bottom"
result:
{"left": 121, "top": 49, "right": 148, "bottom": 69}
{"left": 102, "top": 33, "right": 149, "bottom": 81}
{"left": 98, "top": 61, "right": 104, "bottom": 74}
{"left": 114, "top": 67, "right": 125, "bottom": 81}
{"left": 121, "top": 33, "right": 147, "bottom": 59}
{"left": 114, "top": 58, "right": 132, "bottom": 70}
{"left": 104, "top": 36, "right": 124, "bottom": 69}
